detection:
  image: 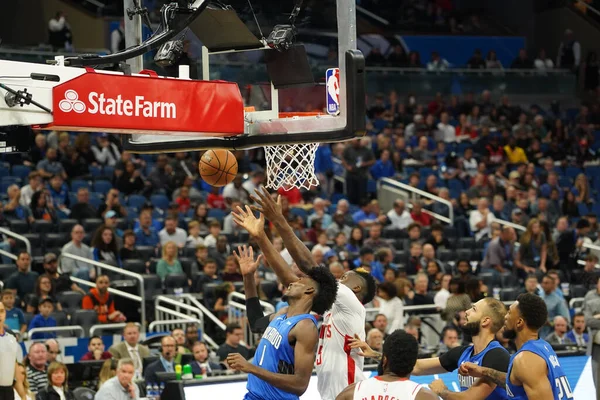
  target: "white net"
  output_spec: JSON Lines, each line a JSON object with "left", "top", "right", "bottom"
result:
{"left": 264, "top": 143, "right": 320, "bottom": 190}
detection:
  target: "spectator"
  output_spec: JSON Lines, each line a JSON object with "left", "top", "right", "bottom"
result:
{"left": 342, "top": 138, "right": 375, "bottom": 205}
{"left": 386, "top": 200, "right": 412, "bottom": 230}
{"left": 434, "top": 274, "right": 452, "bottom": 310}
{"left": 566, "top": 312, "right": 588, "bottom": 346}
{"left": 184, "top": 324, "right": 200, "bottom": 350}
{"left": 14, "top": 363, "right": 34, "bottom": 400}
{"left": 326, "top": 212, "right": 353, "bottom": 240}
{"left": 373, "top": 282, "right": 404, "bottom": 333}
{"left": 534, "top": 49, "right": 554, "bottom": 70}
{"left": 515, "top": 218, "right": 548, "bottom": 279}
{"left": 61, "top": 225, "right": 95, "bottom": 280}
{"left": 467, "top": 49, "right": 486, "bottom": 69}
{"left": 48, "top": 12, "right": 72, "bottom": 51}
{"left": 242, "top": 170, "right": 265, "bottom": 197}
{"left": 172, "top": 328, "right": 192, "bottom": 364}
{"left": 189, "top": 341, "right": 222, "bottom": 375}
{"left": 469, "top": 198, "right": 495, "bottom": 242}
{"left": 92, "top": 133, "right": 120, "bottom": 167}
{"left": 510, "top": 48, "right": 534, "bottom": 69}
{"left": 410, "top": 201, "right": 431, "bottom": 227}
{"left": 134, "top": 209, "right": 160, "bottom": 247}
{"left": 119, "top": 230, "right": 142, "bottom": 262}
{"left": 114, "top": 161, "right": 144, "bottom": 195}
{"left": 95, "top": 359, "right": 139, "bottom": 400}
{"left": 97, "top": 189, "right": 127, "bottom": 219}
{"left": 1, "top": 289, "right": 26, "bottom": 334}
{"left": 82, "top": 275, "right": 127, "bottom": 323}
{"left": 26, "top": 343, "right": 48, "bottom": 393}
{"left": 545, "top": 316, "right": 573, "bottom": 345}
{"left": 221, "top": 256, "right": 243, "bottom": 283}
{"left": 37, "top": 148, "right": 66, "bottom": 180}
{"left": 5, "top": 252, "right": 38, "bottom": 300}
{"left": 407, "top": 273, "right": 434, "bottom": 307}
{"left": 91, "top": 225, "right": 122, "bottom": 268}
{"left": 80, "top": 336, "right": 112, "bottom": 361}
{"left": 556, "top": 29, "right": 581, "bottom": 71}
{"left": 539, "top": 274, "right": 571, "bottom": 338}
{"left": 222, "top": 174, "right": 249, "bottom": 204}
{"left": 26, "top": 275, "right": 62, "bottom": 314}
{"left": 364, "top": 329, "right": 384, "bottom": 364}
{"left": 45, "top": 340, "right": 61, "bottom": 364}
{"left": 481, "top": 226, "right": 516, "bottom": 274}
{"left": 144, "top": 335, "right": 177, "bottom": 382}
{"left": 557, "top": 218, "right": 591, "bottom": 272}
{"left": 437, "top": 327, "right": 460, "bottom": 356}
{"left": 36, "top": 362, "right": 73, "bottom": 400}
{"left": 108, "top": 323, "right": 151, "bottom": 378}
{"left": 307, "top": 198, "right": 332, "bottom": 229}
{"left": 485, "top": 50, "right": 503, "bottom": 69}
{"left": 157, "top": 241, "right": 184, "bottom": 282}
{"left": 5, "top": 184, "right": 33, "bottom": 223}
{"left": 387, "top": 45, "right": 409, "bottom": 67}
{"left": 29, "top": 190, "right": 57, "bottom": 223}
{"left": 19, "top": 172, "right": 42, "bottom": 208}
{"left": 70, "top": 188, "right": 97, "bottom": 221}
{"left": 159, "top": 217, "right": 187, "bottom": 247}
{"left": 217, "top": 323, "right": 249, "bottom": 361}
{"left": 442, "top": 278, "right": 472, "bottom": 322}
{"left": 209, "top": 236, "right": 231, "bottom": 269}
{"left": 427, "top": 51, "right": 450, "bottom": 71}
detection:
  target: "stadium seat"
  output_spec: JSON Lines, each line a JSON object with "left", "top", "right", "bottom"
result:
{"left": 8, "top": 220, "right": 29, "bottom": 234}
{"left": 11, "top": 165, "right": 31, "bottom": 180}
{"left": 127, "top": 195, "right": 147, "bottom": 209}
{"left": 51, "top": 311, "right": 69, "bottom": 328}
{"left": 23, "top": 312, "right": 34, "bottom": 326}
{"left": 44, "top": 232, "right": 69, "bottom": 250}
{"left": 565, "top": 167, "right": 582, "bottom": 179}
{"left": 89, "top": 166, "right": 103, "bottom": 178}
{"left": 58, "top": 219, "right": 79, "bottom": 233}
{"left": 142, "top": 274, "right": 163, "bottom": 300}
{"left": 72, "top": 310, "right": 99, "bottom": 336}
{"left": 82, "top": 218, "right": 103, "bottom": 234}
{"left": 103, "top": 166, "right": 115, "bottom": 178}
{"left": 0, "top": 264, "right": 17, "bottom": 281}
{"left": 458, "top": 237, "right": 475, "bottom": 249}
{"left": 123, "top": 259, "right": 147, "bottom": 275}
{"left": 88, "top": 192, "right": 104, "bottom": 209}
{"left": 478, "top": 271, "right": 497, "bottom": 288}
{"left": 500, "top": 288, "right": 518, "bottom": 301}
{"left": 570, "top": 284, "right": 587, "bottom": 298}
{"left": 31, "top": 220, "right": 54, "bottom": 234}
{"left": 93, "top": 180, "right": 112, "bottom": 195}
{"left": 202, "top": 283, "right": 219, "bottom": 308}
{"left": 1, "top": 176, "right": 21, "bottom": 185}
{"left": 22, "top": 233, "right": 42, "bottom": 255}
{"left": 260, "top": 281, "right": 279, "bottom": 300}
{"left": 57, "top": 291, "right": 84, "bottom": 313}
{"left": 0, "top": 166, "right": 9, "bottom": 178}
{"left": 136, "top": 246, "right": 157, "bottom": 260}
{"left": 73, "top": 387, "right": 96, "bottom": 400}
{"left": 437, "top": 249, "right": 454, "bottom": 262}
{"left": 500, "top": 272, "right": 518, "bottom": 288}
{"left": 207, "top": 208, "right": 226, "bottom": 221}
{"left": 70, "top": 179, "right": 90, "bottom": 192}
{"left": 456, "top": 249, "right": 472, "bottom": 262}
{"left": 150, "top": 194, "right": 170, "bottom": 210}
{"left": 164, "top": 273, "right": 190, "bottom": 294}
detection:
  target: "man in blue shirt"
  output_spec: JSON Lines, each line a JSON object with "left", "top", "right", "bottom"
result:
{"left": 28, "top": 298, "right": 57, "bottom": 340}
{"left": 134, "top": 209, "right": 160, "bottom": 247}
{"left": 144, "top": 336, "right": 176, "bottom": 383}
{"left": 539, "top": 274, "right": 571, "bottom": 338}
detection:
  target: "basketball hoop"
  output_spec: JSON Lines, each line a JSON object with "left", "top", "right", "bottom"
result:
{"left": 264, "top": 142, "right": 320, "bottom": 190}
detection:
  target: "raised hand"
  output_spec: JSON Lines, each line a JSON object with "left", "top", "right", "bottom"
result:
{"left": 250, "top": 187, "right": 283, "bottom": 222}
{"left": 428, "top": 379, "right": 449, "bottom": 395}
{"left": 458, "top": 362, "right": 483, "bottom": 378}
{"left": 232, "top": 205, "right": 265, "bottom": 237}
{"left": 234, "top": 245, "right": 263, "bottom": 276}
{"left": 348, "top": 334, "right": 380, "bottom": 359}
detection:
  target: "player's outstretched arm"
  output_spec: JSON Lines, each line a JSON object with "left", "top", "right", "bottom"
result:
{"left": 458, "top": 363, "right": 506, "bottom": 389}
{"left": 236, "top": 245, "right": 263, "bottom": 300}
{"left": 415, "top": 387, "right": 439, "bottom": 400}
{"left": 227, "top": 319, "right": 318, "bottom": 396}
{"left": 232, "top": 205, "right": 298, "bottom": 286}
{"left": 512, "top": 352, "right": 554, "bottom": 400}
{"left": 335, "top": 383, "right": 357, "bottom": 400}
{"left": 251, "top": 188, "right": 316, "bottom": 274}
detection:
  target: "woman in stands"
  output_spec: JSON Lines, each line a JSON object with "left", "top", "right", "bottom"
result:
{"left": 572, "top": 173, "right": 592, "bottom": 204}
{"left": 26, "top": 275, "right": 62, "bottom": 314}
{"left": 29, "top": 190, "right": 57, "bottom": 223}
{"left": 346, "top": 227, "right": 364, "bottom": 253}
{"left": 442, "top": 278, "right": 471, "bottom": 322}
{"left": 156, "top": 241, "right": 183, "bottom": 282}
{"left": 14, "top": 363, "right": 34, "bottom": 400}
{"left": 91, "top": 225, "right": 122, "bottom": 268}
{"left": 191, "top": 203, "right": 210, "bottom": 233}
{"left": 36, "top": 362, "right": 74, "bottom": 400}
{"left": 562, "top": 190, "right": 580, "bottom": 218}
{"left": 515, "top": 218, "right": 548, "bottom": 280}
{"left": 540, "top": 220, "right": 560, "bottom": 270}
{"left": 98, "top": 359, "right": 117, "bottom": 389}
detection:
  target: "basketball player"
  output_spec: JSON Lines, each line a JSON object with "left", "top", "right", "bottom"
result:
{"left": 240, "top": 189, "right": 377, "bottom": 400}
{"left": 226, "top": 240, "right": 337, "bottom": 399}
{"left": 459, "top": 293, "right": 574, "bottom": 400}
{"left": 336, "top": 329, "right": 438, "bottom": 400}
{"left": 351, "top": 298, "right": 510, "bottom": 399}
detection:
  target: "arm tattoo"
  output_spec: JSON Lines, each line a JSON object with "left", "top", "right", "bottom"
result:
{"left": 481, "top": 367, "right": 507, "bottom": 389}
{"left": 438, "top": 389, "right": 451, "bottom": 399}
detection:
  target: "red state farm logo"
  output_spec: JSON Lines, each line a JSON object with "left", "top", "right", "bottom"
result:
{"left": 58, "top": 90, "right": 86, "bottom": 113}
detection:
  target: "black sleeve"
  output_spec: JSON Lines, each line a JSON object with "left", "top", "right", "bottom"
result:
{"left": 246, "top": 297, "right": 274, "bottom": 334}
{"left": 439, "top": 345, "right": 469, "bottom": 372}
{"left": 481, "top": 348, "right": 511, "bottom": 372}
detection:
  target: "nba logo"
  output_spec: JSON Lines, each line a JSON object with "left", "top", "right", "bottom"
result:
{"left": 326, "top": 68, "right": 340, "bottom": 115}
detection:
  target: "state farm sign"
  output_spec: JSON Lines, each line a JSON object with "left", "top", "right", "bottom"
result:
{"left": 51, "top": 71, "right": 244, "bottom": 136}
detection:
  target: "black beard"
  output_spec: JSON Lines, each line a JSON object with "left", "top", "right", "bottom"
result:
{"left": 377, "top": 358, "right": 384, "bottom": 376}
{"left": 503, "top": 328, "right": 517, "bottom": 340}
{"left": 461, "top": 321, "right": 481, "bottom": 336}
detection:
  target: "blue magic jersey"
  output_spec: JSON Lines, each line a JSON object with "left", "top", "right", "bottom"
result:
{"left": 506, "top": 339, "right": 573, "bottom": 400}
{"left": 245, "top": 313, "right": 318, "bottom": 400}
{"left": 458, "top": 341, "right": 509, "bottom": 400}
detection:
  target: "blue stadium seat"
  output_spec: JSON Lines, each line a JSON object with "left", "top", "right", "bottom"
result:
{"left": 558, "top": 177, "right": 572, "bottom": 188}
{"left": 150, "top": 194, "right": 170, "bottom": 210}
{"left": 89, "top": 165, "right": 103, "bottom": 178}
{"left": 11, "top": 165, "right": 31, "bottom": 180}
{"left": 578, "top": 203, "right": 591, "bottom": 216}
{"left": 419, "top": 167, "right": 434, "bottom": 178}
{"left": 68, "top": 193, "right": 77, "bottom": 207}
{"left": 0, "top": 182, "right": 12, "bottom": 195}
{"left": 93, "top": 180, "right": 112, "bottom": 195}
{"left": 70, "top": 179, "right": 89, "bottom": 192}
{"left": 88, "top": 193, "right": 103, "bottom": 209}
{"left": 593, "top": 203, "right": 600, "bottom": 216}
{"left": 0, "top": 166, "right": 9, "bottom": 178}
{"left": 128, "top": 195, "right": 147, "bottom": 209}
{"left": 103, "top": 166, "right": 115, "bottom": 178}
{"left": 330, "top": 193, "right": 347, "bottom": 205}
{"left": 207, "top": 208, "right": 226, "bottom": 221}
{"left": 290, "top": 208, "right": 307, "bottom": 222}
{"left": 1, "top": 176, "right": 21, "bottom": 185}
{"left": 565, "top": 167, "right": 582, "bottom": 179}
{"left": 367, "top": 179, "right": 377, "bottom": 193}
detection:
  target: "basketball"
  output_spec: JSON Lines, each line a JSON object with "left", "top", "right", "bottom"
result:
{"left": 199, "top": 149, "right": 238, "bottom": 187}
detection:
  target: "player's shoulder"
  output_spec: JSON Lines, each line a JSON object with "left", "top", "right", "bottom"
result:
{"left": 512, "top": 350, "right": 548, "bottom": 377}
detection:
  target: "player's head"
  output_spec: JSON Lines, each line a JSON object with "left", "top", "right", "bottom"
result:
{"left": 378, "top": 329, "right": 419, "bottom": 378}
{"left": 287, "top": 266, "right": 337, "bottom": 315}
{"left": 462, "top": 298, "right": 507, "bottom": 336}
{"left": 339, "top": 268, "right": 376, "bottom": 305}
{"left": 503, "top": 293, "right": 548, "bottom": 340}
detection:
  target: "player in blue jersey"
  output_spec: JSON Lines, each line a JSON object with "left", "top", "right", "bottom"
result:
{"left": 459, "top": 293, "right": 574, "bottom": 400}
{"left": 225, "top": 235, "right": 338, "bottom": 398}
{"left": 351, "top": 297, "right": 510, "bottom": 400}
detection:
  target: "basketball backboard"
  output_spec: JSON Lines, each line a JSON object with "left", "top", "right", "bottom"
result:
{"left": 0, "top": 0, "right": 365, "bottom": 153}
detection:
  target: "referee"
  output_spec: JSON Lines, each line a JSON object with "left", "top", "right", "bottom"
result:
{"left": 0, "top": 301, "right": 24, "bottom": 400}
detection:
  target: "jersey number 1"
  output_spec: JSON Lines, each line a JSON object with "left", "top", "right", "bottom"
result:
{"left": 555, "top": 376, "right": 573, "bottom": 399}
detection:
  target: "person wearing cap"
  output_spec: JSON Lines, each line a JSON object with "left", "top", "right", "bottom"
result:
{"left": 28, "top": 298, "right": 57, "bottom": 340}
{"left": 103, "top": 210, "right": 124, "bottom": 239}
{"left": 43, "top": 252, "right": 86, "bottom": 295}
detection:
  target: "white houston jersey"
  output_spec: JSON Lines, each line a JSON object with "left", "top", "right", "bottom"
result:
{"left": 316, "top": 282, "right": 367, "bottom": 400}
{"left": 353, "top": 377, "right": 423, "bottom": 400}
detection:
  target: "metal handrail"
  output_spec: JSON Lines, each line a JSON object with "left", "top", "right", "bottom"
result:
{"left": 494, "top": 219, "right": 527, "bottom": 232}
{"left": 90, "top": 322, "right": 141, "bottom": 337}
{"left": 356, "top": 5, "right": 390, "bottom": 25}
{"left": 363, "top": 66, "right": 573, "bottom": 75}
{"left": 154, "top": 295, "right": 205, "bottom": 328}
{"left": 181, "top": 294, "right": 228, "bottom": 331}
{"left": 228, "top": 292, "right": 275, "bottom": 314}
{"left": 0, "top": 228, "right": 31, "bottom": 255}
{"left": 149, "top": 319, "right": 201, "bottom": 332}
{"left": 378, "top": 178, "right": 454, "bottom": 224}
{"left": 0, "top": 249, "right": 17, "bottom": 260}
{"left": 153, "top": 305, "right": 223, "bottom": 348}
{"left": 28, "top": 326, "right": 85, "bottom": 338}
{"left": 71, "top": 276, "right": 143, "bottom": 302}
{"left": 569, "top": 297, "right": 585, "bottom": 309}
{"left": 574, "top": 0, "right": 600, "bottom": 18}
{"left": 61, "top": 252, "right": 146, "bottom": 328}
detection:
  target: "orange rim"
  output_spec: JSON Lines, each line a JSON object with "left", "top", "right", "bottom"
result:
{"left": 278, "top": 111, "right": 325, "bottom": 118}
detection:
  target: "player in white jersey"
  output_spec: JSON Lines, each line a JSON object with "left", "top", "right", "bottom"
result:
{"left": 336, "top": 330, "right": 437, "bottom": 400}
{"left": 248, "top": 189, "right": 377, "bottom": 400}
